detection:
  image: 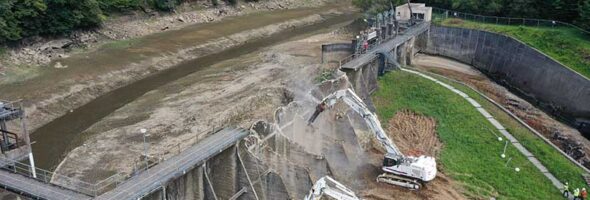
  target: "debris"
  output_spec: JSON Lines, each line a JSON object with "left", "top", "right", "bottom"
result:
{"left": 387, "top": 110, "right": 440, "bottom": 156}
{"left": 54, "top": 62, "right": 68, "bottom": 69}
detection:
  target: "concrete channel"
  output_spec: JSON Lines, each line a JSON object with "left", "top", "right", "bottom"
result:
{"left": 420, "top": 25, "right": 590, "bottom": 135}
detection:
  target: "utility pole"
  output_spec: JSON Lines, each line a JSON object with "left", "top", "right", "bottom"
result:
{"left": 141, "top": 128, "right": 150, "bottom": 171}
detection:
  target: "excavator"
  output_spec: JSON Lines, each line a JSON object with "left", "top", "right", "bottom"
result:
{"left": 304, "top": 176, "right": 360, "bottom": 200}
{"left": 308, "top": 89, "right": 437, "bottom": 189}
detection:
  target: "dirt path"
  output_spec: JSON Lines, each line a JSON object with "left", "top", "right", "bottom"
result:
{"left": 413, "top": 54, "right": 590, "bottom": 169}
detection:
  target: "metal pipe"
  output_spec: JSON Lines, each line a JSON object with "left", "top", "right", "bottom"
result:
{"left": 19, "top": 103, "right": 36, "bottom": 178}
{"left": 141, "top": 128, "right": 149, "bottom": 172}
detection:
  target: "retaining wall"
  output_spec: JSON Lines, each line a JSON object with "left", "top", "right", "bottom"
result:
{"left": 321, "top": 43, "right": 353, "bottom": 64}
{"left": 420, "top": 25, "right": 590, "bottom": 127}
{"left": 143, "top": 144, "right": 284, "bottom": 200}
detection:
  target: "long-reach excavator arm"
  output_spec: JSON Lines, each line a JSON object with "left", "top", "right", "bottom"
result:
{"left": 321, "top": 89, "right": 402, "bottom": 157}
{"left": 304, "top": 176, "right": 360, "bottom": 200}
{"left": 309, "top": 88, "right": 437, "bottom": 190}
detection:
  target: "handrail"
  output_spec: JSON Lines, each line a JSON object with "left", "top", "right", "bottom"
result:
{"left": 0, "top": 157, "right": 124, "bottom": 196}
{"left": 431, "top": 7, "right": 590, "bottom": 35}
{"left": 338, "top": 23, "right": 408, "bottom": 68}
{"left": 0, "top": 129, "right": 20, "bottom": 149}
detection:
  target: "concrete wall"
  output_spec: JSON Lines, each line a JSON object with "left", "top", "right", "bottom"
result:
{"left": 396, "top": 3, "right": 432, "bottom": 21}
{"left": 342, "top": 59, "right": 380, "bottom": 110}
{"left": 142, "top": 141, "right": 294, "bottom": 200}
{"left": 321, "top": 43, "right": 353, "bottom": 64}
{"left": 420, "top": 25, "right": 590, "bottom": 125}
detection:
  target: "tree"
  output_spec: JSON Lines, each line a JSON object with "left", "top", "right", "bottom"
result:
{"left": 153, "top": 0, "right": 178, "bottom": 11}
{"left": 353, "top": 0, "right": 404, "bottom": 14}
{"left": 226, "top": 0, "right": 238, "bottom": 5}
{"left": 97, "top": 0, "right": 143, "bottom": 12}
{"left": 578, "top": 0, "right": 590, "bottom": 29}
{"left": 39, "top": 0, "right": 103, "bottom": 35}
{"left": 0, "top": 0, "right": 47, "bottom": 43}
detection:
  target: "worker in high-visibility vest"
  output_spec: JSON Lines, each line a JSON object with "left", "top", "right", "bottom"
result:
{"left": 574, "top": 188, "right": 581, "bottom": 200}
{"left": 564, "top": 182, "right": 570, "bottom": 197}
{"left": 582, "top": 188, "right": 587, "bottom": 200}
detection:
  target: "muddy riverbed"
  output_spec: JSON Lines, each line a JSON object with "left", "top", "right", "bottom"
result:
{"left": 53, "top": 22, "right": 353, "bottom": 188}
{"left": 0, "top": 4, "right": 357, "bottom": 170}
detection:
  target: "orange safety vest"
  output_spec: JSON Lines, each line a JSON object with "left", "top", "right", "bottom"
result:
{"left": 582, "top": 190, "right": 587, "bottom": 198}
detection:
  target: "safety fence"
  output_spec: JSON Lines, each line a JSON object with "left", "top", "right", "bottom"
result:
{"left": 431, "top": 7, "right": 590, "bottom": 35}
{"left": 338, "top": 26, "right": 401, "bottom": 68}
{"left": 0, "top": 156, "right": 125, "bottom": 196}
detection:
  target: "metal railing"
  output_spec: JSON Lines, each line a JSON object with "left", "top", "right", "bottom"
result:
{"left": 0, "top": 130, "right": 21, "bottom": 152}
{"left": 431, "top": 7, "right": 590, "bottom": 35}
{"left": 0, "top": 122, "right": 229, "bottom": 197}
{"left": 0, "top": 157, "right": 125, "bottom": 196}
{"left": 338, "top": 26, "right": 404, "bottom": 68}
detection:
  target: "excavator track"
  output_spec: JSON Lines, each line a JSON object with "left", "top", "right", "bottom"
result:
{"left": 376, "top": 173, "right": 422, "bottom": 190}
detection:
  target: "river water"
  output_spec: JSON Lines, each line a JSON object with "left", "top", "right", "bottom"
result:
{"left": 23, "top": 6, "right": 358, "bottom": 170}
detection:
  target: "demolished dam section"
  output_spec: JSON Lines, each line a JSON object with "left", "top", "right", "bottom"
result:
{"left": 418, "top": 25, "right": 590, "bottom": 135}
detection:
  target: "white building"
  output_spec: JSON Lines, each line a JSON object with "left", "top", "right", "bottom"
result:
{"left": 396, "top": 3, "right": 432, "bottom": 22}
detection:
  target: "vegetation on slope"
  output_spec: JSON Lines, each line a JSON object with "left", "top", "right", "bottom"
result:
{"left": 0, "top": 0, "right": 258, "bottom": 43}
{"left": 435, "top": 18, "right": 590, "bottom": 79}
{"left": 372, "top": 71, "right": 563, "bottom": 199}
{"left": 433, "top": 74, "right": 589, "bottom": 192}
{"left": 353, "top": 0, "right": 590, "bottom": 29}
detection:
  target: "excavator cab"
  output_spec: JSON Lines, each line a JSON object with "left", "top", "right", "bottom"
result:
{"left": 383, "top": 153, "right": 401, "bottom": 167}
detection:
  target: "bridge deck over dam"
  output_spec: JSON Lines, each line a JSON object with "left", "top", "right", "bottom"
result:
{"left": 340, "top": 22, "right": 430, "bottom": 71}
{"left": 0, "top": 169, "right": 91, "bottom": 200}
{"left": 0, "top": 127, "right": 249, "bottom": 200}
{"left": 96, "top": 127, "right": 249, "bottom": 200}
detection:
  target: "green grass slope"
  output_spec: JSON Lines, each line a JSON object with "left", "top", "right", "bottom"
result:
{"left": 435, "top": 18, "right": 590, "bottom": 79}
{"left": 372, "top": 71, "right": 563, "bottom": 199}
{"left": 443, "top": 77, "right": 588, "bottom": 189}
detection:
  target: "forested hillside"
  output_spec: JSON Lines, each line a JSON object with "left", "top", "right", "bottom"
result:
{"left": 353, "top": 0, "right": 590, "bottom": 29}
{"left": 0, "top": 0, "right": 257, "bottom": 43}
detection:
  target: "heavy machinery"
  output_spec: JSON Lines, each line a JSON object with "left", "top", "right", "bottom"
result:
{"left": 308, "top": 89, "right": 437, "bottom": 189}
{"left": 304, "top": 176, "right": 360, "bottom": 200}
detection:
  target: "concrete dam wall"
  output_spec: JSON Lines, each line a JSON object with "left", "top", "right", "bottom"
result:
{"left": 419, "top": 25, "right": 590, "bottom": 127}
{"left": 321, "top": 43, "right": 353, "bottom": 64}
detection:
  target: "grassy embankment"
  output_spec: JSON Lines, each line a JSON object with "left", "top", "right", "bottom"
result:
{"left": 433, "top": 73, "right": 589, "bottom": 191}
{"left": 372, "top": 71, "right": 563, "bottom": 199}
{"left": 434, "top": 18, "right": 590, "bottom": 79}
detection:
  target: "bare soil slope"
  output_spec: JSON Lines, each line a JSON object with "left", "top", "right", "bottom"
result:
{"left": 358, "top": 110, "right": 464, "bottom": 200}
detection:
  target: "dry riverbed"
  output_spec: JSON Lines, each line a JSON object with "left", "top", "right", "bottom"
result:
{"left": 0, "top": 3, "right": 352, "bottom": 135}
{"left": 52, "top": 30, "right": 351, "bottom": 188}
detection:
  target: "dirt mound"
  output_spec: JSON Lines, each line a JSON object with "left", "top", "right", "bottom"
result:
{"left": 354, "top": 110, "right": 465, "bottom": 200}
{"left": 387, "top": 110, "right": 441, "bottom": 157}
